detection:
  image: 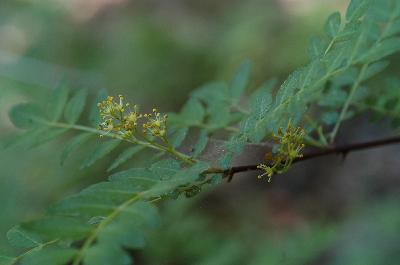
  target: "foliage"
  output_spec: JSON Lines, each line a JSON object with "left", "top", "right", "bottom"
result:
{"left": 2, "top": 0, "right": 400, "bottom": 264}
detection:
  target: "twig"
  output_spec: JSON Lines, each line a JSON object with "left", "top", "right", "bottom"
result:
{"left": 204, "top": 135, "right": 400, "bottom": 178}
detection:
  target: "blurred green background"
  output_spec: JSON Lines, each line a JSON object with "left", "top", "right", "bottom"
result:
{"left": 1, "top": 0, "right": 399, "bottom": 264}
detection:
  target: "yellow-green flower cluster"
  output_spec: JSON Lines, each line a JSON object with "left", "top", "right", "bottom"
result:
{"left": 98, "top": 95, "right": 141, "bottom": 138}
{"left": 143, "top": 108, "right": 168, "bottom": 137}
{"left": 257, "top": 122, "right": 305, "bottom": 182}
{"left": 275, "top": 122, "right": 305, "bottom": 160}
{"left": 97, "top": 95, "right": 168, "bottom": 139}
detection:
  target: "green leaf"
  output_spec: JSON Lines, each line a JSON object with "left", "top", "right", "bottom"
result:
{"left": 335, "top": 20, "right": 359, "bottom": 42}
{"left": 51, "top": 192, "right": 127, "bottom": 217}
{"left": 3, "top": 127, "right": 67, "bottom": 150}
{"left": 107, "top": 145, "right": 145, "bottom": 172}
{"left": 1, "top": 129, "right": 45, "bottom": 150}
{"left": 249, "top": 80, "right": 275, "bottom": 119}
{"left": 275, "top": 70, "right": 302, "bottom": 105}
{"left": 190, "top": 81, "right": 232, "bottom": 131}
{"left": 217, "top": 80, "right": 275, "bottom": 168}
{"left": 308, "top": 36, "right": 326, "bottom": 59}
{"left": 206, "top": 100, "right": 231, "bottom": 130}
{"left": 64, "top": 88, "right": 88, "bottom": 124}
{"left": 321, "top": 111, "right": 339, "bottom": 125}
{"left": 150, "top": 159, "right": 181, "bottom": 179}
{"left": 0, "top": 255, "right": 16, "bottom": 265}
{"left": 86, "top": 201, "right": 157, "bottom": 263}
{"left": 28, "top": 128, "right": 68, "bottom": 149}
{"left": 192, "top": 129, "right": 209, "bottom": 157}
{"left": 169, "top": 127, "right": 188, "bottom": 148}
{"left": 82, "top": 180, "right": 148, "bottom": 197}
{"left": 219, "top": 135, "right": 247, "bottom": 168}
{"left": 318, "top": 87, "right": 348, "bottom": 107}
{"left": 99, "top": 223, "right": 145, "bottom": 249}
{"left": 229, "top": 59, "right": 252, "bottom": 101}
{"left": 362, "top": 61, "right": 389, "bottom": 81}
{"left": 192, "top": 81, "right": 228, "bottom": 104}
{"left": 6, "top": 226, "right": 42, "bottom": 249}
{"left": 226, "top": 135, "right": 247, "bottom": 156}
{"left": 146, "top": 162, "right": 208, "bottom": 198}
{"left": 61, "top": 133, "right": 92, "bottom": 165}
{"left": 241, "top": 80, "right": 275, "bottom": 143}
{"left": 359, "top": 37, "right": 400, "bottom": 63}
{"left": 89, "top": 88, "right": 108, "bottom": 127}
{"left": 180, "top": 98, "right": 205, "bottom": 126}
{"left": 383, "top": 18, "right": 400, "bottom": 39}
{"left": 84, "top": 243, "right": 131, "bottom": 265}
{"left": 22, "top": 217, "right": 92, "bottom": 241}
{"left": 346, "top": 0, "right": 371, "bottom": 21}
{"left": 20, "top": 247, "right": 77, "bottom": 265}
{"left": 117, "top": 201, "right": 159, "bottom": 228}
{"left": 47, "top": 81, "right": 69, "bottom": 122}
{"left": 209, "top": 175, "right": 223, "bottom": 186}
{"left": 108, "top": 168, "right": 157, "bottom": 182}
{"left": 81, "top": 139, "right": 121, "bottom": 169}
{"left": 9, "top": 103, "right": 45, "bottom": 129}
{"left": 325, "top": 12, "right": 341, "bottom": 38}
{"left": 219, "top": 153, "right": 234, "bottom": 169}
{"left": 49, "top": 178, "right": 158, "bottom": 218}
{"left": 247, "top": 120, "right": 270, "bottom": 144}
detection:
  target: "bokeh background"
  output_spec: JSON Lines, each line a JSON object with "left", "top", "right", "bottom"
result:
{"left": 1, "top": 0, "right": 399, "bottom": 264}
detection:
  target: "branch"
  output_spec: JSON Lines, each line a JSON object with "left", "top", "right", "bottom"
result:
{"left": 204, "top": 135, "right": 400, "bottom": 178}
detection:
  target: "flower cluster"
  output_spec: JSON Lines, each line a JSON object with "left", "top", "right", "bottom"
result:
{"left": 143, "top": 108, "right": 168, "bottom": 137}
{"left": 97, "top": 95, "right": 168, "bottom": 139}
{"left": 257, "top": 122, "right": 305, "bottom": 182}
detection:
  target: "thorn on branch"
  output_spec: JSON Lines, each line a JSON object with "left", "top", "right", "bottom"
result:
{"left": 226, "top": 169, "right": 234, "bottom": 182}
{"left": 340, "top": 150, "right": 349, "bottom": 161}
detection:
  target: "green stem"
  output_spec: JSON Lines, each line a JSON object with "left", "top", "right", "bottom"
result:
{"left": 304, "top": 115, "right": 329, "bottom": 148}
{"left": 142, "top": 133, "right": 196, "bottom": 165}
{"left": 323, "top": 37, "right": 336, "bottom": 56}
{"left": 167, "top": 146, "right": 196, "bottom": 165}
{"left": 71, "top": 188, "right": 171, "bottom": 265}
{"left": 329, "top": 64, "right": 368, "bottom": 143}
{"left": 328, "top": 8, "right": 398, "bottom": 143}
{"left": 317, "top": 126, "right": 329, "bottom": 146}
{"left": 43, "top": 121, "right": 194, "bottom": 165}
{"left": 71, "top": 194, "right": 141, "bottom": 265}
